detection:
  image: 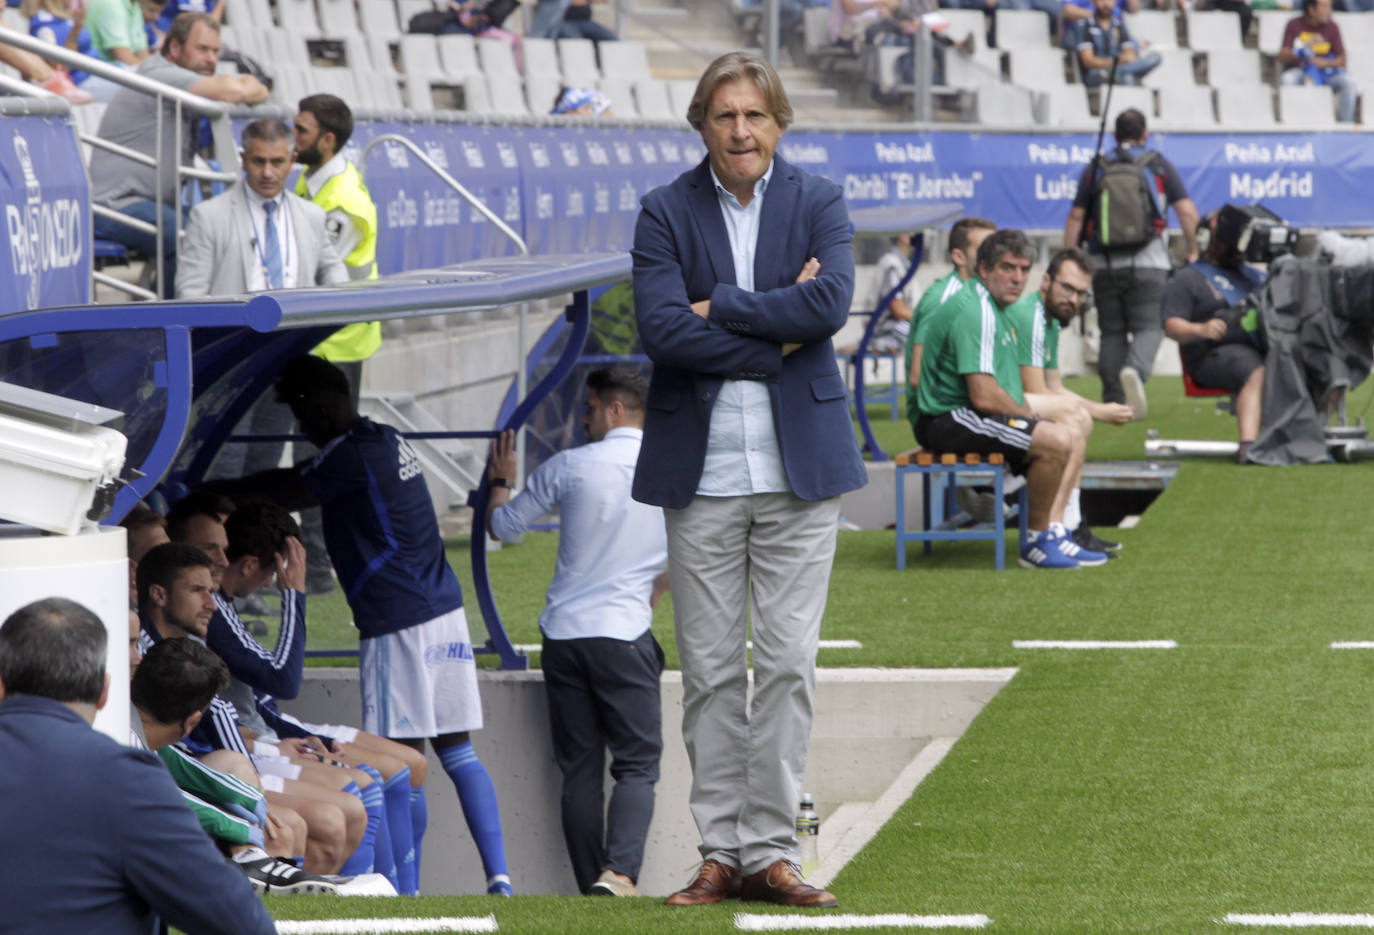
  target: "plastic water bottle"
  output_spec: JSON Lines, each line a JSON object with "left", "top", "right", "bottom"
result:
{"left": 796, "top": 793, "right": 819, "bottom": 879}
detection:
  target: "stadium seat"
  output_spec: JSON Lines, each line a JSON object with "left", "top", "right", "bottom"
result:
{"left": 937, "top": 8, "right": 990, "bottom": 54}
{"left": 992, "top": 9, "right": 1053, "bottom": 49}
{"left": 1123, "top": 10, "right": 1178, "bottom": 49}
{"left": 277, "top": 0, "right": 323, "bottom": 37}
{"left": 634, "top": 78, "right": 674, "bottom": 119}
{"left": 1043, "top": 85, "right": 1094, "bottom": 126}
{"left": 342, "top": 33, "right": 374, "bottom": 70}
{"left": 400, "top": 34, "right": 447, "bottom": 78}
{"left": 527, "top": 71, "right": 562, "bottom": 115}
{"left": 597, "top": 40, "right": 651, "bottom": 81}
{"left": 396, "top": 0, "right": 437, "bottom": 33}
{"left": 487, "top": 75, "right": 530, "bottom": 116}
{"left": 1101, "top": 84, "right": 1154, "bottom": 120}
{"left": 437, "top": 34, "right": 480, "bottom": 77}
{"left": 943, "top": 47, "right": 1003, "bottom": 90}
{"left": 272, "top": 66, "right": 308, "bottom": 107}
{"left": 1332, "top": 11, "right": 1374, "bottom": 49}
{"left": 1255, "top": 9, "right": 1292, "bottom": 55}
{"left": 802, "top": 6, "right": 832, "bottom": 54}
{"left": 667, "top": 78, "right": 696, "bottom": 117}
{"left": 1204, "top": 49, "right": 1262, "bottom": 88}
{"left": 976, "top": 81, "right": 1037, "bottom": 125}
{"left": 358, "top": 0, "right": 403, "bottom": 39}
{"left": 1278, "top": 84, "right": 1337, "bottom": 126}
{"left": 1007, "top": 47, "right": 1068, "bottom": 89}
{"left": 1141, "top": 48, "right": 1197, "bottom": 88}
{"left": 317, "top": 0, "right": 363, "bottom": 36}
{"left": 237, "top": 0, "right": 276, "bottom": 28}
{"left": 225, "top": 25, "right": 265, "bottom": 63}
{"left": 1184, "top": 10, "right": 1243, "bottom": 52}
{"left": 522, "top": 38, "right": 561, "bottom": 80}
{"left": 476, "top": 37, "right": 520, "bottom": 78}
{"left": 557, "top": 38, "right": 601, "bottom": 86}
{"left": 1155, "top": 84, "right": 1215, "bottom": 127}
{"left": 1214, "top": 86, "right": 1276, "bottom": 126}
{"left": 598, "top": 76, "right": 639, "bottom": 117}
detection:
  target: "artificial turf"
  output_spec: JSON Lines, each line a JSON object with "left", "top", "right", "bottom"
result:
{"left": 262, "top": 373, "right": 1374, "bottom": 934}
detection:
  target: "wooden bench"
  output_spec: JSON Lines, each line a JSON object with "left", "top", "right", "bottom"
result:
{"left": 894, "top": 449, "right": 1028, "bottom": 571}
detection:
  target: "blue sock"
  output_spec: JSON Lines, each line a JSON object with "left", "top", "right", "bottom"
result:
{"left": 383, "top": 767, "right": 417, "bottom": 896}
{"left": 359, "top": 766, "right": 398, "bottom": 890}
{"left": 338, "top": 781, "right": 375, "bottom": 877}
{"left": 410, "top": 784, "right": 428, "bottom": 885}
{"left": 437, "top": 741, "right": 508, "bottom": 888}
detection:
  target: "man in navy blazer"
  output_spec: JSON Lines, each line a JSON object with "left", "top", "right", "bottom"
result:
{"left": 632, "top": 51, "right": 865, "bottom": 909}
{"left": 0, "top": 597, "right": 277, "bottom": 935}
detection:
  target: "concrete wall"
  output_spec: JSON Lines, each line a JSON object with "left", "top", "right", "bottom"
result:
{"left": 291, "top": 665, "right": 1014, "bottom": 896}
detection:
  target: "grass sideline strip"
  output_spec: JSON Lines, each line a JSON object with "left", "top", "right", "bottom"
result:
{"left": 1011, "top": 640, "right": 1178, "bottom": 650}
{"left": 734, "top": 913, "right": 991, "bottom": 930}
{"left": 1329, "top": 642, "right": 1374, "bottom": 650}
{"left": 510, "top": 640, "right": 864, "bottom": 654}
{"left": 274, "top": 917, "right": 498, "bottom": 934}
{"left": 1222, "top": 914, "right": 1374, "bottom": 927}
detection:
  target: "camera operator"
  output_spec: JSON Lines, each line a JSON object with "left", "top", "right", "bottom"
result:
{"left": 1160, "top": 206, "right": 1268, "bottom": 463}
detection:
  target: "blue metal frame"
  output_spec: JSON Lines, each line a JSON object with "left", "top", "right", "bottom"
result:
{"left": 894, "top": 460, "right": 1029, "bottom": 571}
{"left": 846, "top": 203, "right": 964, "bottom": 462}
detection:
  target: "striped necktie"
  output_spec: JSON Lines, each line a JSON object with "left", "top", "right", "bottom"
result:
{"left": 262, "top": 199, "right": 283, "bottom": 289}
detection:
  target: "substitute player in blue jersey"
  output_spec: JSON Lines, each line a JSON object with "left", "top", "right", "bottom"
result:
{"left": 218, "top": 354, "right": 512, "bottom": 895}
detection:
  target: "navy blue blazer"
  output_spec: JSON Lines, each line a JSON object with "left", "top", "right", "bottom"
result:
{"left": 630, "top": 155, "right": 867, "bottom": 509}
{"left": 0, "top": 695, "right": 277, "bottom": 935}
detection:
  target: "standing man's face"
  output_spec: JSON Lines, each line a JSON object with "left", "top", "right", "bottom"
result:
{"left": 244, "top": 137, "right": 293, "bottom": 200}
{"left": 700, "top": 78, "right": 782, "bottom": 200}
{"left": 169, "top": 22, "right": 222, "bottom": 76}
{"left": 581, "top": 390, "right": 613, "bottom": 443}
{"left": 293, "top": 111, "right": 329, "bottom": 169}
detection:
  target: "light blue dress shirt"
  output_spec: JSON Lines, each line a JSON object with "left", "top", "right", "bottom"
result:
{"left": 698, "top": 160, "right": 790, "bottom": 497}
{"left": 489, "top": 427, "right": 668, "bottom": 641}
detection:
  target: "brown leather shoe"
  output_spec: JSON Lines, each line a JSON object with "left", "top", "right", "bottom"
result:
{"left": 740, "top": 860, "right": 838, "bottom": 908}
{"left": 663, "top": 859, "right": 742, "bottom": 906}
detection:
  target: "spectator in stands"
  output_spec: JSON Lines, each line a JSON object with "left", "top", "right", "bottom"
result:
{"left": 90, "top": 13, "right": 268, "bottom": 299}
{"left": 559, "top": 0, "right": 616, "bottom": 41}
{"left": 178, "top": 118, "right": 348, "bottom": 297}
{"left": 442, "top": 0, "right": 523, "bottom": 67}
{"left": 1277, "top": 0, "right": 1356, "bottom": 124}
{"left": 131, "top": 638, "right": 340, "bottom": 895}
{"left": 914, "top": 229, "right": 1107, "bottom": 569}
{"left": 1060, "top": 0, "right": 1139, "bottom": 36}
{"left": 0, "top": 3, "right": 91, "bottom": 101}
{"left": 1063, "top": 107, "right": 1198, "bottom": 419}
{"left": 487, "top": 368, "right": 669, "bottom": 898}
{"left": 1072, "top": 0, "right": 1160, "bottom": 87}
{"left": 85, "top": 0, "right": 149, "bottom": 65}
{"left": 632, "top": 50, "right": 863, "bottom": 908}
{"left": 830, "top": 0, "right": 900, "bottom": 46}
{"left": 1161, "top": 209, "right": 1267, "bottom": 462}
{"left": 22, "top": 0, "right": 122, "bottom": 100}
{"left": 904, "top": 216, "right": 995, "bottom": 416}
{"left": 154, "top": 0, "right": 222, "bottom": 37}
{"left": 209, "top": 354, "right": 515, "bottom": 896}
{"left": 552, "top": 85, "right": 613, "bottom": 115}
{"left": 0, "top": 596, "right": 278, "bottom": 935}
{"left": 870, "top": 233, "right": 920, "bottom": 354}
{"left": 1007, "top": 246, "right": 1133, "bottom": 554}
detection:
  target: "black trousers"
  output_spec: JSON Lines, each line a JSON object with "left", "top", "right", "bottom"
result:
{"left": 542, "top": 629, "right": 664, "bottom": 891}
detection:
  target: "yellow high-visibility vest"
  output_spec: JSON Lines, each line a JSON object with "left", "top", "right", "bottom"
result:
{"left": 299, "top": 160, "right": 382, "bottom": 362}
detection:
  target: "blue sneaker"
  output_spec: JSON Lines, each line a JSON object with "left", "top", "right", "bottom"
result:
{"left": 1053, "top": 525, "right": 1108, "bottom": 566}
{"left": 1019, "top": 529, "right": 1080, "bottom": 569}
{"left": 487, "top": 875, "right": 513, "bottom": 896}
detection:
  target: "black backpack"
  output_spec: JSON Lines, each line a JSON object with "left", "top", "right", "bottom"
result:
{"left": 1087, "top": 149, "right": 1165, "bottom": 251}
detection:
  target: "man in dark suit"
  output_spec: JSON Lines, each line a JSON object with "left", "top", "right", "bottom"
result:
{"left": 631, "top": 50, "right": 865, "bottom": 910}
{"left": 0, "top": 597, "right": 277, "bottom": 935}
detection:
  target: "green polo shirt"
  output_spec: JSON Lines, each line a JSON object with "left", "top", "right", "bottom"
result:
{"left": 86, "top": 0, "right": 148, "bottom": 63}
{"left": 904, "top": 270, "right": 967, "bottom": 427}
{"left": 1006, "top": 291, "right": 1060, "bottom": 372}
{"left": 914, "top": 277, "right": 1025, "bottom": 419}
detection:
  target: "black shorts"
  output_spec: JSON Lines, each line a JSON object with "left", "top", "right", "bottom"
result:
{"left": 1192, "top": 342, "right": 1263, "bottom": 395}
{"left": 914, "top": 408, "right": 1041, "bottom": 476}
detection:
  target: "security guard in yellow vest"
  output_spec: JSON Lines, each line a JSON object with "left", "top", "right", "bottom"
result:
{"left": 293, "top": 94, "right": 381, "bottom": 366}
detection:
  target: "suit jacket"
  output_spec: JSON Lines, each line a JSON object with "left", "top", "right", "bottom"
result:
{"left": 176, "top": 184, "right": 349, "bottom": 298}
{"left": 0, "top": 695, "right": 277, "bottom": 935}
{"left": 630, "top": 155, "right": 867, "bottom": 509}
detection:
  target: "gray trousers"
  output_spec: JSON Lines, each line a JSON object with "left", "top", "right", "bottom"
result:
{"left": 1093, "top": 265, "right": 1168, "bottom": 405}
{"left": 665, "top": 492, "right": 841, "bottom": 876}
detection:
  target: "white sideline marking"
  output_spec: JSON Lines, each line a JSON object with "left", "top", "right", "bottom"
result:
{"left": 1118, "top": 515, "right": 1141, "bottom": 529}
{"left": 1331, "top": 642, "right": 1374, "bottom": 649}
{"left": 275, "top": 917, "right": 497, "bottom": 934}
{"left": 1013, "top": 640, "right": 1177, "bottom": 650}
{"left": 1223, "top": 913, "right": 1374, "bottom": 927}
{"left": 735, "top": 913, "right": 990, "bottom": 931}
{"left": 512, "top": 640, "right": 863, "bottom": 654}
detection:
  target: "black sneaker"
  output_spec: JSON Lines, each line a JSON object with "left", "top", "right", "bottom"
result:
{"left": 1074, "top": 525, "right": 1122, "bottom": 554}
{"left": 235, "top": 855, "right": 339, "bottom": 895}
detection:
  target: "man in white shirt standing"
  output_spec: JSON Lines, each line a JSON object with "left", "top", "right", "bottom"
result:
{"left": 486, "top": 368, "right": 669, "bottom": 898}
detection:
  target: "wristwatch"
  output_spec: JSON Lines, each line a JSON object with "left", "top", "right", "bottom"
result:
{"left": 490, "top": 477, "right": 514, "bottom": 489}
